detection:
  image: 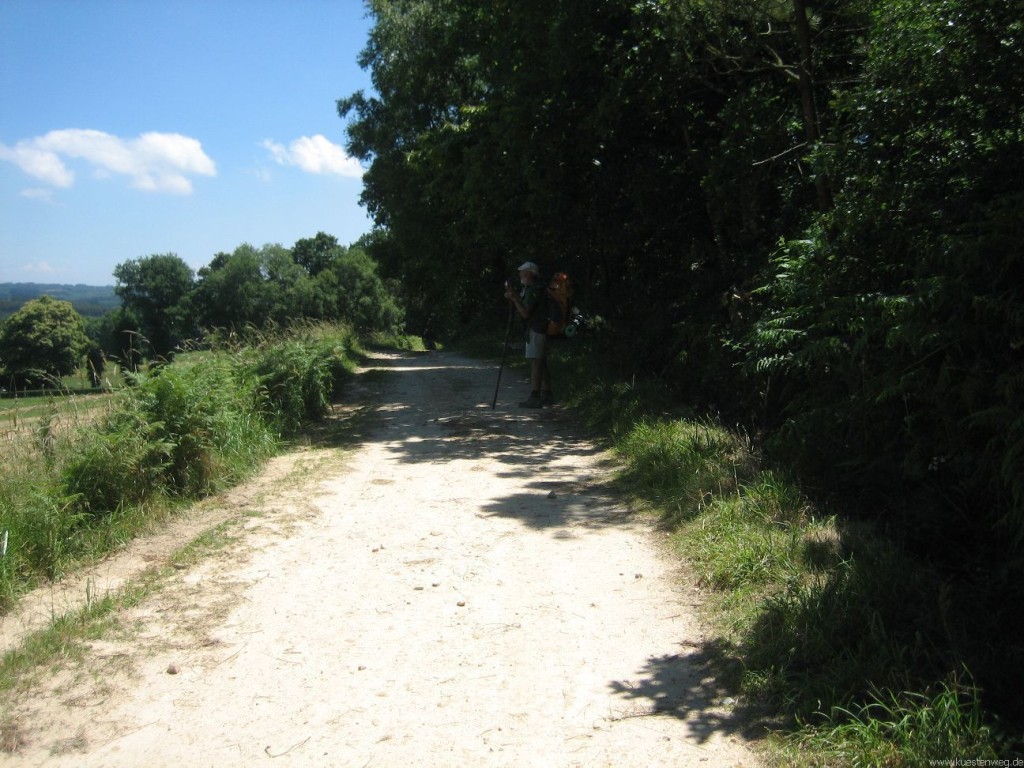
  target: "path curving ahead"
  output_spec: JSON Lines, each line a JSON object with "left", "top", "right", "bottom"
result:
{"left": 3, "top": 352, "right": 758, "bottom": 767}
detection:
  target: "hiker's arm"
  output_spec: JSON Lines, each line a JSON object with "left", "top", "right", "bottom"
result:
{"left": 504, "top": 284, "right": 531, "bottom": 320}
{"left": 508, "top": 293, "right": 530, "bottom": 319}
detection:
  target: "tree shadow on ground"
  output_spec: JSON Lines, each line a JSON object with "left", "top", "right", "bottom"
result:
{"left": 607, "top": 638, "right": 773, "bottom": 744}
{"left": 309, "top": 352, "right": 772, "bottom": 746}
{"left": 312, "top": 352, "right": 624, "bottom": 532}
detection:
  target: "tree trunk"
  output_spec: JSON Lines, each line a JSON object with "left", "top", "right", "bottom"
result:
{"left": 793, "top": 0, "right": 832, "bottom": 211}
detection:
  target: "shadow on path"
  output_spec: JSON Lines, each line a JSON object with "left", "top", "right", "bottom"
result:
{"left": 322, "top": 351, "right": 616, "bottom": 534}
{"left": 608, "top": 639, "right": 770, "bottom": 744}
{"left": 319, "top": 350, "right": 767, "bottom": 750}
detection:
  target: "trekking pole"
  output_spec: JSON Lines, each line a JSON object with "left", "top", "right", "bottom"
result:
{"left": 492, "top": 307, "right": 515, "bottom": 409}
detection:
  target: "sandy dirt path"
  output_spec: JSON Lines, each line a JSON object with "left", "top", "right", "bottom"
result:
{"left": 1, "top": 351, "right": 758, "bottom": 767}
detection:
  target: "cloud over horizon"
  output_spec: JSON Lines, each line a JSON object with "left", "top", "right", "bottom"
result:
{"left": 262, "top": 134, "right": 363, "bottom": 178}
{"left": 0, "top": 129, "right": 217, "bottom": 194}
{"left": 20, "top": 260, "right": 57, "bottom": 275}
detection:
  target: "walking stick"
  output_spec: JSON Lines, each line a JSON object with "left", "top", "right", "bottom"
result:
{"left": 492, "top": 308, "right": 515, "bottom": 409}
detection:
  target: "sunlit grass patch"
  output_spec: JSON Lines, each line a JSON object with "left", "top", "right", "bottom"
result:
{"left": 778, "top": 676, "right": 1001, "bottom": 767}
{"left": 615, "top": 417, "right": 758, "bottom": 525}
{"left": 363, "top": 330, "right": 430, "bottom": 351}
{"left": 168, "top": 518, "right": 244, "bottom": 570}
{"left": 681, "top": 494, "right": 801, "bottom": 591}
{"left": 0, "top": 579, "right": 151, "bottom": 695}
{"left": 0, "top": 390, "right": 113, "bottom": 439}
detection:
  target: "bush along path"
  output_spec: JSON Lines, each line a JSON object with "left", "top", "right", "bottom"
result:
{"left": 0, "top": 350, "right": 758, "bottom": 766}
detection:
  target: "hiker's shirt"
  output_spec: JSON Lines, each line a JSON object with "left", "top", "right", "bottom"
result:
{"left": 520, "top": 282, "right": 548, "bottom": 335}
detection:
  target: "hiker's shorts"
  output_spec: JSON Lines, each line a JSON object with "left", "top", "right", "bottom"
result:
{"left": 525, "top": 329, "right": 547, "bottom": 359}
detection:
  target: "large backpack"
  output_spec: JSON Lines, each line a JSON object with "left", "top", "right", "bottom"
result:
{"left": 545, "top": 271, "right": 576, "bottom": 338}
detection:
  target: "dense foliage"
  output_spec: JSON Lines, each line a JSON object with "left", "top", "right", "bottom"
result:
{"left": 1, "top": 232, "right": 405, "bottom": 390}
{"left": 0, "top": 326, "right": 361, "bottom": 611}
{"left": 110, "top": 235, "right": 403, "bottom": 359}
{"left": 113, "top": 253, "right": 196, "bottom": 360}
{"left": 0, "top": 232, "right": 405, "bottom": 386}
{"left": 339, "top": 0, "right": 1024, "bottom": 731}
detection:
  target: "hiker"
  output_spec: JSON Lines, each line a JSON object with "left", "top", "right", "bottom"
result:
{"left": 503, "top": 261, "right": 554, "bottom": 408}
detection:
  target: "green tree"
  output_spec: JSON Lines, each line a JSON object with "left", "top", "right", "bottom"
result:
{"left": 114, "top": 253, "right": 195, "bottom": 359}
{"left": 189, "top": 246, "right": 271, "bottom": 332}
{"left": 185, "top": 236, "right": 405, "bottom": 334}
{"left": 323, "top": 245, "right": 405, "bottom": 333}
{"left": 339, "top": 0, "right": 494, "bottom": 335}
{"left": 264, "top": 242, "right": 320, "bottom": 324}
{"left": 748, "top": 0, "right": 1024, "bottom": 517}
{"left": 0, "top": 296, "right": 90, "bottom": 388}
{"left": 338, "top": 0, "right": 864, "bottom": 384}
{"left": 97, "top": 306, "right": 145, "bottom": 371}
{"left": 292, "top": 232, "right": 340, "bottom": 277}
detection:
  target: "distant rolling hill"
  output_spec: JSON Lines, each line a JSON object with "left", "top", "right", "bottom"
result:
{"left": 0, "top": 283, "right": 120, "bottom": 320}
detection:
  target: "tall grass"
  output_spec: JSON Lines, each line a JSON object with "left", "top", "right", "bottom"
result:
{"left": 617, "top": 419, "right": 758, "bottom": 525}
{"left": 0, "top": 324, "right": 362, "bottom": 613}
{"left": 552, "top": 342, "right": 1018, "bottom": 762}
{"left": 785, "top": 676, "right": 1001, "bottom": 766}
{"left": 243, "top": 326, "right": 360, "bottom": 434}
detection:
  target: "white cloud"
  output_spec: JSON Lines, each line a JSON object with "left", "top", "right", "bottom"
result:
{"left": 262, "top": 134, "right": 363, "bottom": 178}
{"left": 0, "top": 142, "right": 74, "bottom": 187}
{"left": 19, "top": 188, "right": 57, "bottom": 202}
{"left": 21, "top": 261, "right": 57, "bottom": 275}
{"left": 0, "top": 129, "right": 217, "bottom": 195}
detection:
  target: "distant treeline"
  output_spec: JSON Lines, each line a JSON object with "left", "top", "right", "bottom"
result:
{"left": 0, "top": 233, "right": 405, "bottom": 391}
{"left": 0, "top": 283, "right": 119, "bottom": 320}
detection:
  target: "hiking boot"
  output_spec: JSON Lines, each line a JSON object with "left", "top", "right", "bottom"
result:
{"left": 519, "top": 393, "right": 543, "bottom": 408}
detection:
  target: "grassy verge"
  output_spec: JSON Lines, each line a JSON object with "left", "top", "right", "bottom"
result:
{"left": 0, "top": 577, "right": 156, "bottom": 696}
{"left": 550, "top": 341, "right": 1021, "bottom": 765}
{"left": 0, "top": 323, "right": 378, "bottom": 615}
{"left": 0, "top": 323, "right": 396, "bottom": 753}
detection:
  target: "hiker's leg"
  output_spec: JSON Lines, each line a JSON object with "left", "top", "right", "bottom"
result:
{"left": 530, "top": 358, "right": 544, "bottom": 390}
{"left": 539, "top": 354, "right": 554, "bottom": 405}
{"left": 520, "top": 331, "right": 547, "bottom": 407}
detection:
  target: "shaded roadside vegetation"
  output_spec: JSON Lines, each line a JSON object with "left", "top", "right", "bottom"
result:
{"left": 346, "top": 0, "right": 1023, "bottom": 763}
{"left": 0, "top": 324, "right": 419, "bottom": 613}
{"left": 532, "top": 340, "right": 1021, "bottom": 766}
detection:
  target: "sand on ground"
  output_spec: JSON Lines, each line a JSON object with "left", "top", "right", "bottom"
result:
{"left": 0, "top": 351, "right": 759, "bottom": 767}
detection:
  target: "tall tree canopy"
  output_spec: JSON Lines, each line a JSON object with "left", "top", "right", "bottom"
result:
{"left": 339, "top": 0, "right": 1024, "bottom": 579}
{"left": 190, "top": 246, "right": 275, "bottom": 331}
{"left": 747, "top": 0, "right": 1024, "bottom": 536}
{"left": 339, "top": 0, "right": 868, "bottom": 374}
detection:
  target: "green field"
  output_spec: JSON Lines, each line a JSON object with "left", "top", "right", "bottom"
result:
{"left": 0, "top": 366, "right": 127, "bottom": 435}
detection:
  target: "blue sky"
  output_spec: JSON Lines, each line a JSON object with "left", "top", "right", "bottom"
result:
{"left": 0, "top": 0, "right": 376, "bottom": 286}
